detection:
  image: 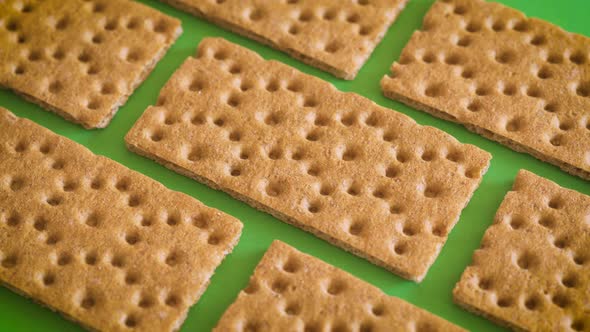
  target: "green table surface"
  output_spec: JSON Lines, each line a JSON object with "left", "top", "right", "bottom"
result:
{"left": 1, "top": 0, "right": 589, "bottom": 331}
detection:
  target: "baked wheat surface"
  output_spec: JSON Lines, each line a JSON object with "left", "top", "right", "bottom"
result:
{"left": 381, "top": 0, "right": 590, "bottom": 180}
{"left": 454, "top": 170, "right": 590, "bottom": 331}
{"left": 214, "top": 240, "right": 466, "bottom": 332}
{"left": 0, "top": 107, "right": 243, "bottom": 332}
{"left": 0, "top": 0, "right": 181, "bottom": 128}
{"left": 158, "top": 0, "right": 407, "bottom": 79}
{"left": 126, "top": 37, "right": 491, "bottom": 282}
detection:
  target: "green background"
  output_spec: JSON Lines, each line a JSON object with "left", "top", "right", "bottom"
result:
{"left": 1, "top": 0, "right": 589, "bottom": 331}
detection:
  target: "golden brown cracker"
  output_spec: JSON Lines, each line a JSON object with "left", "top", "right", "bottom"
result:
{"left": 214, "top": 240, "right": 466, "bottom": 331}
{"left": 0, "top": 107, "right": 242, "bottom": 331}
{"left": 0, "top": 0, "right": 181, "bottom": 128}
{"left": 125, "top": 37, "right": 491, "bottom": 282}
{"left": 381, "top": 0, "right": 590, "bottom": 180}
{"left": 454, "top": 170, "right": 590, "bottom": 331}
{"left": 158, "top": 0, "right": 407, "bottom": 79}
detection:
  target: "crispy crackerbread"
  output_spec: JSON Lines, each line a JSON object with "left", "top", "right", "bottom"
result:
{"left": 382, "top": 0, "right": 590, "bottom": 180}
{"left": 0, "top": 0, "right": 181, "bottom": 128}
{"left": 158, "top": 0, "right": 407, "bottom": 79}
{"left": 454, "top": 170, "right": 590, "bottom": 331}
{"left": 214, "top": 240, "right": 466, "bottom": 331}
{"left": 126, "top": 38, "right": 491, "bottom": 282}
{"left": 0, "top": 107, "right": 242, "bottom": 331}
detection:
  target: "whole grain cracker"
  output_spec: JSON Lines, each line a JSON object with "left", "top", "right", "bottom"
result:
{"left": 125, "top": 37, "right": 491, "bottom": 282}
{"left": 0, "top": 0, "right": 181, "bottom": 129}
{"left": 157, "top": 0, "right": 407, "bottom": 79}
{"left": 381, "top": 0, "right": 590, "bottom": 181}
{"left": 454, "top": 170, "right": 590, "bottom": 331}
{"left": 213, "top": 240, "right": 466, "bottom": 331}
{"left": 0, "top": 107, "right": 242, "bottom": 332}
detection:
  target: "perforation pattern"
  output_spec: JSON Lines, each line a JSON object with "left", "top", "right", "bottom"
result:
{"left": 0, "top": 107, "right": 242, "bottom": 332}
{"left": 0, "top": 0, "right": 181, "bottom": 128}
{"left": 454, "top": 170, "right": 590, "bottom": 331}
{"left": 381, "top": 0, "right": 590, "bottom": 180}
{"left": 126, "top": 38, "right": 491, "bottom": 282}
{"left": 158, "top": 0, "right": 407, "bottom": 79}
{"left": 214, "top": 241, "right": 465, "bottom": 331}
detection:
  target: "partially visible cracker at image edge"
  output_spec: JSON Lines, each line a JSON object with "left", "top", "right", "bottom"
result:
{"left": 453, "top": 170, "right": 590, "bottom": 331}
{"left": 381, "top": 0, "right": 590, "bottom": 180}
{"left": 0, "top": 107, "right": 242, "bottom": 332}
{"left": 0, "top": 0, "right": 181, "bottom": 129}
{"left": 157, "top": 0, "right": 407, "bottom": 79}
{"left": 125, "top": 37, "right": 492, "bottom": 282}
{"left": 214, "top": 240, "right": 466, "bottom": 331}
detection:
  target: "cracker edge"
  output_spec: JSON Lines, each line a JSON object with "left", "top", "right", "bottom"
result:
{"left": 1, "top": 107, "right": 243, "bottom": 332}
{"left": 452, "top": 291, "right": 527, "bottom": 332}
{"left": 1, "top": 245, "right": 235, "bottom": 332}
{"left": 1, "top": 23, "right": 182, "bottom": 129}
{"left": 158, "top": 0, "right": 407, "bottom": 80}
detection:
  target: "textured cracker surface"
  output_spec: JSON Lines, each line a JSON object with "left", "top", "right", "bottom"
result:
{"left": 214, "top": 240, "right": 466, "bottom": 331}
{"left": 0, "top": 0, "right": 181, "bottom": 129}
{"left": 125, "top": 37, "right": 492, "bottom": 282}
{"left": 0, "top": 107, "right": 242, "bottom": 332}
{"left": 381, "top": 0, "right": 590, "bottom": 181}
{"left": 453, "top": 170, "right": 590, "bottom": 332}
{"left": 158, "top": 0, "right": 407, "bottom": 79}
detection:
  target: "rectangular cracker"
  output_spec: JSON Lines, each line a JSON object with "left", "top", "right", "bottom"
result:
{"left": 381, "top": 0, "right": 590, "bottom": 181}
{"left": 0, "top": 0, "right": 181, "bottom": 129}
{"left": 157, "top": 0, "right": 407, "bottom": 79}
{"left": 125, "top": 37, "right": 492, "bottom": 282}
{"left": 214, "top": 240, "right": 466, "bottom": 331}
{"left": 453, "top": 170, "right": 590, "bottom": 331}
{"left": 0, "top": 107, "right": 242, "bottom": 332}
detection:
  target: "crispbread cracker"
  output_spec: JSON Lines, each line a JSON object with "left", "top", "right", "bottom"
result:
{"left": 454, "top": 170, "right": 590, "bottom": 331}
{"left": 125, "top": 37, "right": 491, "bottom": 282}
{"left": 0, "top": 0, "right": 181, "bottom": 129}
{"left": 214, "top": 240, "right": 466, "bottom": 331}
{"left": 157, "top": 0, "right": 407, "bottom": 79}
{"left": 0, "top": 107, "right": 242, "bottom": 332}
{"left": 381, "top": 0, "right": 590, "bottom": 180}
